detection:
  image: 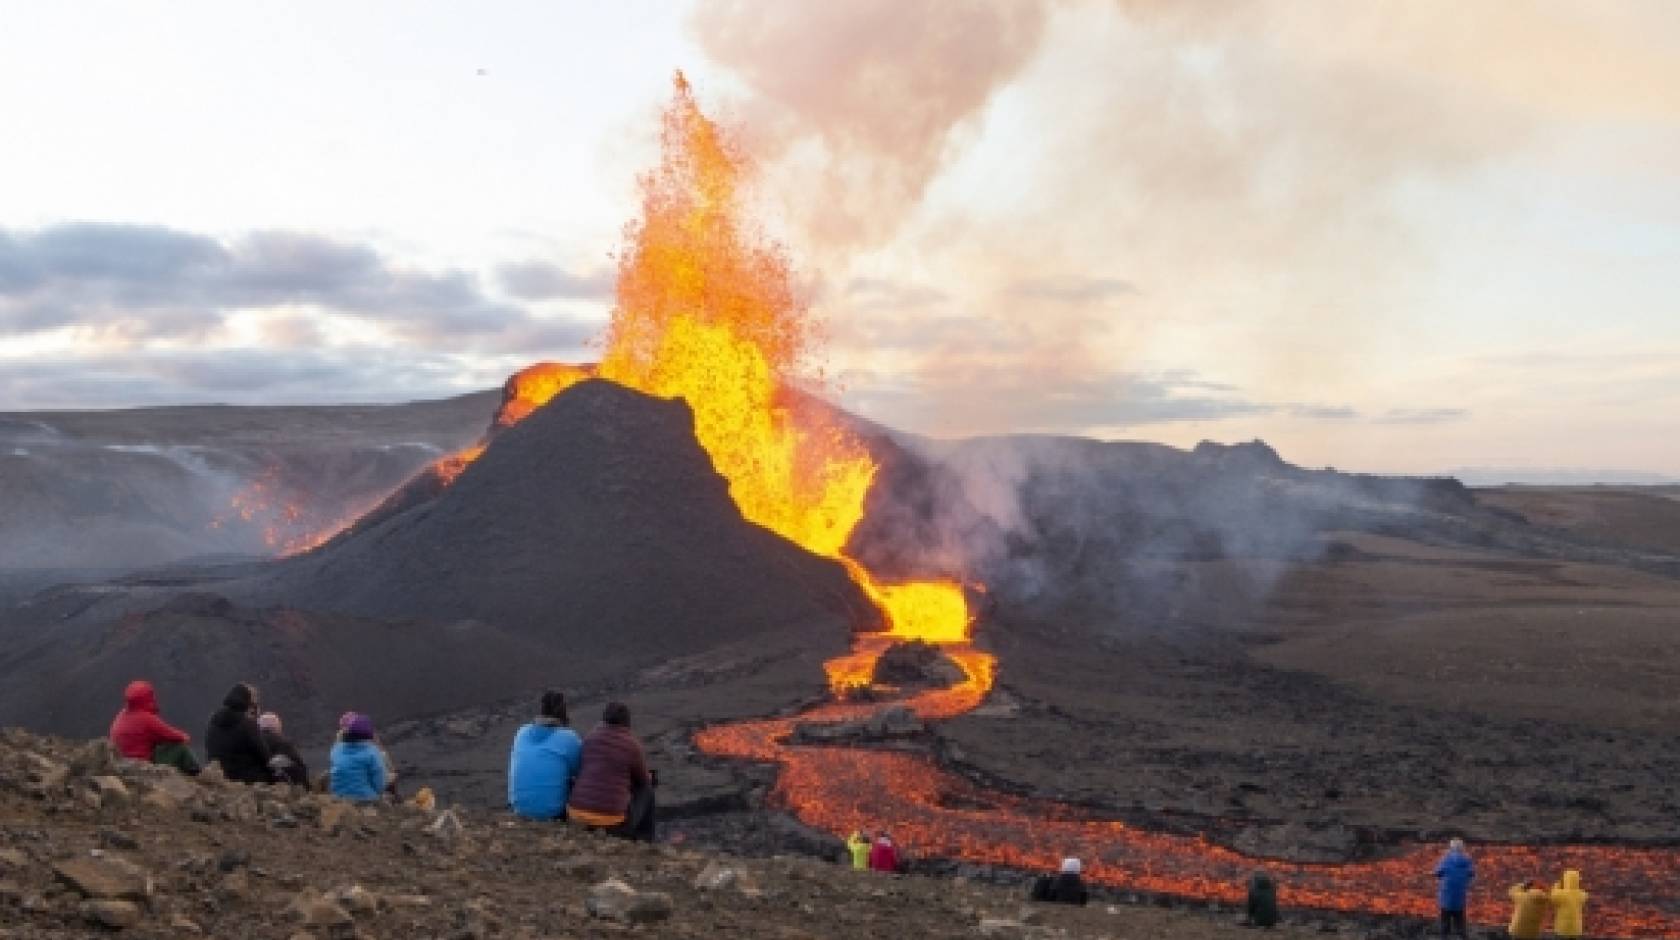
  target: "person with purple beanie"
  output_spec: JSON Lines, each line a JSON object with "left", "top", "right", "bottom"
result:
{"left": 329, "top": 713, "right": 387, "bottom": 802}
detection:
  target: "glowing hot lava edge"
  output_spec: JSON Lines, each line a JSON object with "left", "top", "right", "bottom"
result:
{"left": 694, "top": 633, "right": 1680, "bottom": 939}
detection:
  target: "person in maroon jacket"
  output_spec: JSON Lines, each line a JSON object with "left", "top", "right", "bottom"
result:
{"left": 566, "top": 701, "right": 655, "bottom": 842}
{"left": 868, "top": 832, "right": 902, "bottom": 873}
{"left": 109, "top": 680, "right": 199, "bottom": 773}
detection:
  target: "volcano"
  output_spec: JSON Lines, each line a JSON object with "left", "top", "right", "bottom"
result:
{"left": 0, "top": 380, "right": 874, "bottom": 737}
{"left": 244, "top": 379, "right": 874, "bottom": 676}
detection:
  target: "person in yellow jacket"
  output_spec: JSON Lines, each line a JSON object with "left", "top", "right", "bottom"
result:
{"left": 846, "top": 830, "right": 871, "bottom": 870}
{"left": 1549, "top": 869, "right": 1588, "bottom": 938}
{"left": 1507, "top": 881, "right": 1548, "bottom": 939}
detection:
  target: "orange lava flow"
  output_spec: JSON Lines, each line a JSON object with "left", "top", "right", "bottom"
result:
{"left": 210, "top": 465, "right": 356, "bottom": 556}
{"left": 694, "top": 670, "right": 1680, "bottom": 939}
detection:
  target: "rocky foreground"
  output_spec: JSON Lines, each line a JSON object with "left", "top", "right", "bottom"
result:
{"left": 0, "top": 729, "right": 1475, "bottom": 940}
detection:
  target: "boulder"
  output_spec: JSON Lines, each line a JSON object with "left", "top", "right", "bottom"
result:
{"left": 53, "top": 856, "right": 153, "bottom": 901}
{"left": 151, "top": 772, "right": 199, "bottom": 802}
{"left": 871, "top": 640, "right": 967, "bottom": 689}
{"left": 694, "top": 860, "right": 739, "bottom": 891}
{"left": 584, "top": 877, "right": 676, "bottom": 925}
{"left": 428, "top": 809, "right": 465, "bottom": 844}
{"left": 318, "top": 801, "right": 351, "bottom": 834}
{"left": 89, "top": 776, "right": 131, "bottom": 804}
{"left": 330, "top": 884, "right": 381, "bottom": 917}
{"left": 81, "top": 898, "right": 143, "bottom": 930}
{"left": 585, "top": 878, "right": 637, "bottom": 920}
{"left": 139, "top": 789, "right": 178, "bottom": 812}
{"left": 287, "top": 891, "right": 354, "bottom": 928}
{"left": 625, "top": 891, "right": 675, "bottom": 924}
{"left": 67, "top": 740, "right": 118, "bottom": 778}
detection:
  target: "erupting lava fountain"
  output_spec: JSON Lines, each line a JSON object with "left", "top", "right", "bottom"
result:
{"left": 414, "top": 72, "right": 988, "bottom": 691}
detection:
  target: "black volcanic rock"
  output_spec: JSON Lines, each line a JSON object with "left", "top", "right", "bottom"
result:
{"left": 870, "top": 640, "right": 965, "bottom": 689}
{"left": 243, "top": 380, "right": 875, "bottom": 683}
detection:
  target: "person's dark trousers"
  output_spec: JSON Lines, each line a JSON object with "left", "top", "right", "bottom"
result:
{"left": 151, "top": 742, "right": 201, "bottom": 775}
{"left": 611, "top": 782, "right": 656, "bottom": 843}
{"left": 1439, "top": 909, "right": 1468, "bottom": 937}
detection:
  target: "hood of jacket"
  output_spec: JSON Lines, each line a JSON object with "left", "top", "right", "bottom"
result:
{"left": 524, "top": 721, "right": 568, "bottom": 743}
{"left": 211, "top": 686, "right": 254, "bottom": 728}
{"left": 1561, "top": 870, "right": 1580, "bottom": 890}
{"left": 212, "top": 684, "right": 255, "bottom": 727}
{"left": 123, "top": 680, "right": 158, "bottom": 713}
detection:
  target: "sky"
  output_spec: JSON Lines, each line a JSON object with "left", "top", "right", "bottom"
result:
{"left": 0, "top": 1, "right": 1676, "bottom": 479}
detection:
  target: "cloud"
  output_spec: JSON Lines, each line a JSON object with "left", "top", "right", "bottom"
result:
{"left": 0, "top": 223, "right": 528, "bottom": 344}
{"left": 1374, "top": 407, "right": 1469, "bottom": 425}
{"left": 496, "top": 260, "right": 616, "bottom": 301}
{"left": 1287, "top": 404, "right": 1359, "bottom": 420}
{"left": 843, "top": 277, "right": 949, "bottom": 311}
{"left": 0, "top": 223, "right": 608, "bottom": 408}
{"left": 0, "top": 347, "right": 497, "bottom": 409}
{"left": 1003, "top": 276, "right": 1137, "bottom": 304}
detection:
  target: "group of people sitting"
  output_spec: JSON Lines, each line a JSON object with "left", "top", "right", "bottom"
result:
{"left": 108, "top": 679, "right": 399, "bottom": 804}
{"left": 506, "top": 691, "right": 656, "bottom": 841}
{"left": 110, "top": 680, "right": 658, "bottom": 842}
{"left": 1435, "top": 838, "right": 1589, "bottom": 939}
{"left": 106, "top": 682, "right": 1594, "bottom": 936}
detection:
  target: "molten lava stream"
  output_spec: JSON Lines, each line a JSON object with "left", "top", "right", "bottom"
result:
{"left": 695, "top": 683, "right": 1680, "bottom": 938}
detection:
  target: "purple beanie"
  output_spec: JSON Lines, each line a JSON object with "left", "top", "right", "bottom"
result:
{"left": 346, "top": 714, "right": 375, "bottom": 738}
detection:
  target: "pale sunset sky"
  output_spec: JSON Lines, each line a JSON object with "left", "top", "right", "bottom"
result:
{"left": 1, "top": 1, "right": 1676, "bottom": 479}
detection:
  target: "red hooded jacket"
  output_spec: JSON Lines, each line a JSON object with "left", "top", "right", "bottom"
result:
{"left": 868, "top": 838, "right": 900, "bottom": 873}
{"left": 109, "top": 681, "right": 189, "bottom": 761}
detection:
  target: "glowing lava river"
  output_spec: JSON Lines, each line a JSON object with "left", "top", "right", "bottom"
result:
{"left": 694, "top": 635, "right": 1680, "bottom": 938}
{"left": 262, "top": 70, "right": 1680, "bottom": 938}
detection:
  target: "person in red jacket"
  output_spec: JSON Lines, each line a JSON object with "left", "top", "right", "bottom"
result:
{"left": 109, "top": 680, "right": 199, "bottom": 773}
{"left": 566, "top": 701, "right": 655, "bottom": 841}
{"left": 868, "top": 832, "right": 902, "bottom": 873}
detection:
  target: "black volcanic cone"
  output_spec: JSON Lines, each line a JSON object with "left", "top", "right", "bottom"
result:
{"left": 246, "top": 380, "right": 877, "bottom": 682}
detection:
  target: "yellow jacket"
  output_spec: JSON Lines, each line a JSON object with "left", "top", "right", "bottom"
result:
{"left": 1508, "top": 884, "right": 1548, "bottom": 939}
{"left": 846, "top": 833, "right": 870, "bottom": 870}
{"left": 1550, "top": 870, "right": 1588, "bottom": 938}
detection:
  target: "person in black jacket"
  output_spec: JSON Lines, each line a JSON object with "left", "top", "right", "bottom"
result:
{"left": 1244, "top": 869, "right": 1280, "bottom": 928}
{"left": 205, "top": 683, "right": 271, "bottom": 784}
{"left": 258, "top": 711, "right": 309, "bottom": 786}
{"left": 1030, "top": 857, "right": 1090, "bottom": 905}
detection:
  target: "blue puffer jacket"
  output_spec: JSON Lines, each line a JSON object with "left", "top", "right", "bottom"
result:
{"left": 507, "top": 721, "right": 583, "bottom": 820}
{"left": 329, "top": 740, "right": 387, "bottom": 802}
{"left": 1435, "top": 848, "right": 1475, "bottom": 911}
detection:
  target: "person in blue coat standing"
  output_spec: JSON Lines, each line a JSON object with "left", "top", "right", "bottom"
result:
{"left": 330, "top": 713, "right": 387, "bottom": 802}
{"left": 1433, "top": 838, "right": 1475, "bottom": 938}
{"left": 508, "top": 690, "right": 584, "bottom": 820}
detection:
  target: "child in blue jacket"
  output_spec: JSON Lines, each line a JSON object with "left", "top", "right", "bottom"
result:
{"left": 330, "top": 713, "right": 387, "bottom": 802}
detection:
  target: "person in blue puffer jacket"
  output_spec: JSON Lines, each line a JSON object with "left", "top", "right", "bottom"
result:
{"left": 507, "top": 689, "right": 584, "bottom": 820}
{"left": 330, "top": 713, "right": 387, "bottom": 802}
{"left": 1433, "top": 838, "right": 1476, "bottom": 937}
